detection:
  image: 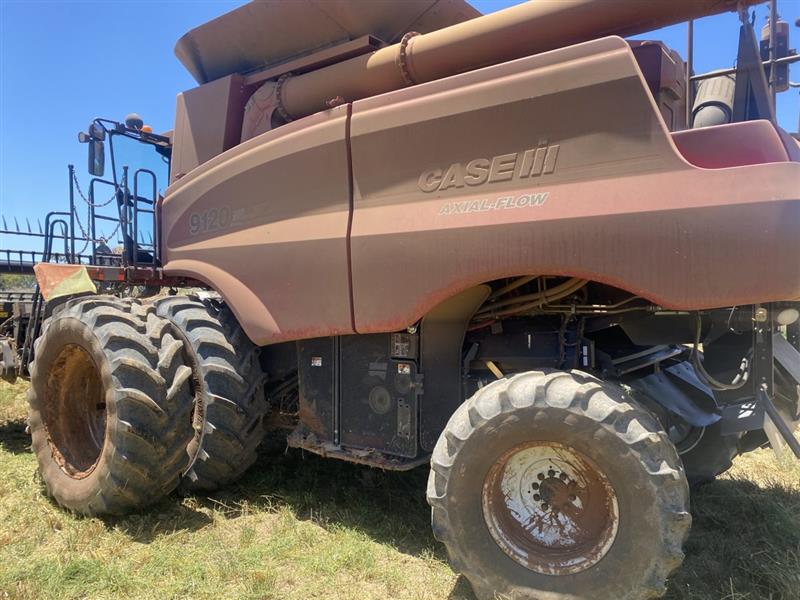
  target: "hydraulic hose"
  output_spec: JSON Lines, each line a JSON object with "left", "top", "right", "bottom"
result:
{"left": 691, "top": 313, "right": 749, "bottom": 391}
{"left": 476, "top": 278, "right": 588, "bottom": 319}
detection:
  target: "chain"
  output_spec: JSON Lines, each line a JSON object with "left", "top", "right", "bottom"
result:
{"left": 72, "top": 170, "right": 116, "bottom": 208}
{"left": 69, "top": 170, "right": 126, "bottom": 254}
{"left": 72, "top": 204, "right": 123, "bottom": 246}
{"left": 72, "top": 204, "right": 89, "bottom": 240}
{"left": 70, "top": 202, "right": 92, "bottom": 256}
{"left": 99, "top": 218, "right": 122, "bottom": 245}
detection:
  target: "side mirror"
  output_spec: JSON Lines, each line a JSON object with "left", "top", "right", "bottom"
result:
{"left": 88, "top": 138, "right": 105, "bottom": 177}
{"left": 84, "top": 122, "right": 106, "bottom": 177}
{"left": 88, "top": 122, "right": 106, "bottom": 141}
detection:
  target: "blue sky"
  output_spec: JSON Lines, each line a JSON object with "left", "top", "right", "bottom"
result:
{"left": 1, "top": 0, "right": 798, "bottom": 251}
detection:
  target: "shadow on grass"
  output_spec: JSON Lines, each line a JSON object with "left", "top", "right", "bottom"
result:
{"left": 195, "top": 436, "right": 442, "bottom": 560}
{"left": 447, "top": 576, "right": 477, "bottom": 600}
{"left": 191, "top": 440, "right": 480, "bottom": 599}
{"left": 667, "top": 478, "right": 800, "bottom": 600}
{"left": 188, "top": 439, "right": 800, "bottom": 600}
{"left": 101, "top": 501, "right": 215, "bottom": 543}
{"left": 0, "top": 415, "right": 215, "bottom": 541}
{"left": 0, "top": 417, "right": 30, "bottom": 454}
{"left": 5, "top": 403, "right": 797, "bottom": 599}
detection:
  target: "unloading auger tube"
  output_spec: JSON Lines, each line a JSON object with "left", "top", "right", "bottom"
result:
{"left": 275, "top": 0, "right": 762, "bottom": 120}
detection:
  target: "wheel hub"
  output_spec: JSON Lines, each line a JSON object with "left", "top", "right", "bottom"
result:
{"left": 482, "top": 441, "right": 619, "bottom": 575}
{"left": 536, "top": 471, "right": 578, "bottom": 511}
{"left": 43, "top": 344, "right": 106, "bottom": 479}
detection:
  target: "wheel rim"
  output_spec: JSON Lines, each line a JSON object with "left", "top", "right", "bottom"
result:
{"left": 482, "top": 441, "right": 619, "bottom": 575}
{"left": 43, "top": 344, "right": 106, "bottom": 478}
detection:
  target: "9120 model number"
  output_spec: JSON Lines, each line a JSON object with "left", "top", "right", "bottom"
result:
{"left": 189, "top": 207, "right": 233, "bottom": 236}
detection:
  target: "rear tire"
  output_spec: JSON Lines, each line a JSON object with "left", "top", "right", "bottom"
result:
{"left": 27, "top": 296, "right": 194, "bottom": 515}
{"left": 427, "top": 370, "right": 691, "bottom": 600}
{"left": 155, "top": 296, "right": 267, "bottom": 493}
{"left": 678, "top": 421, "right": 740, "bottom": 486}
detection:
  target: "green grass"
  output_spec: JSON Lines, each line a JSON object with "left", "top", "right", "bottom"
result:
{"left": 1, "top": 379, "right": 798, "bottom": 600}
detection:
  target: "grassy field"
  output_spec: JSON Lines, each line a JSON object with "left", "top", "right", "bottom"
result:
{"left": 1, "top": 379, "right": 798, "bottom": 600}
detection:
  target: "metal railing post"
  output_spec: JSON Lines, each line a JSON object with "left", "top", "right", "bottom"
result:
{"left": 686, "top": 19, "right": 694, "bottom": 128}
{"left": 68, "top": 164, "right": 75, "bottom": 262}
{"left": 768, "top": 0, "right": 778, "bottom": 111}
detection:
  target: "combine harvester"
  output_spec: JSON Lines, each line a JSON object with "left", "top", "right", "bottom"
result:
{"left": 1, "top": 1, "right": 799, "bottom": 597}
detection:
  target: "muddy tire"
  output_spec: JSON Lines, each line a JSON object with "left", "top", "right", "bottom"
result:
{"left": 427, "top": 370, "right": 691, "bottom": 600}
{"left": 27, "top": 296, "right": 194, "bottom": 515}
{"left": 155, "top": 296, "right": 267, "bottom": 493}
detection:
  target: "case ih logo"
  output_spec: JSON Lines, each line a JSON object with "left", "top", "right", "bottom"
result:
{"left": 418, "top": 145, "right": 560, "bottom": 193}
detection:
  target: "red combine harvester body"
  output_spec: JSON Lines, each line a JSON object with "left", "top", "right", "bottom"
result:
{"left": 1, "top": 2, "right": 799, "bottom": 598}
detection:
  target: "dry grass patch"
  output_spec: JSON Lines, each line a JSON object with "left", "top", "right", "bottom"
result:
{"left": 0, "top": 379, "right": 797, "bottom": 599}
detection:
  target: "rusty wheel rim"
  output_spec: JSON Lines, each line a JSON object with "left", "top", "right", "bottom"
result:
{"left": 43, "top": 344, "right": 107, "bottom": 479}
{"left": 482, "top": 441, "right": 619, "bottom": 575}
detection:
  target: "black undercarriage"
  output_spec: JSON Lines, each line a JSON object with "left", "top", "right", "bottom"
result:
{"left": 267, "top": 277, "right": 800, "bottom": 470}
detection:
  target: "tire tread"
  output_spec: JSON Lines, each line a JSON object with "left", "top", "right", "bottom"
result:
{"left": 426, "top": 369, "right": 691, "bottom": 600}
{"left": 155, "top": 296, "right": 267, "bottom": 493}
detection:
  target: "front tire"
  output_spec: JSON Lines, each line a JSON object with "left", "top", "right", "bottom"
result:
{"left": 155, "top": 296, "right": 267, "bottom": 493}
{"left": 27, "top": 296, "right": 194, "bottom": 515}
{"left": 427, "top": 370, "right": 691, "bottom": 600}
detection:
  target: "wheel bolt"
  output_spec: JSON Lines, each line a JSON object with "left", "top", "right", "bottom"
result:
{"left": 533, "top": 494, "right": 541, "bottom": 501}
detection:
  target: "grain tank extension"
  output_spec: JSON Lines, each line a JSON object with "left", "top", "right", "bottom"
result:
{"left": 4, "top": 1, "right": 800, "bottom": 599}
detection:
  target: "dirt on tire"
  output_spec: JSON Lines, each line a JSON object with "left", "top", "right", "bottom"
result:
{"left": 27, "top": 296, "right": 194, "bottom": 515}
{"left": 427, "top": 369, "right": 691, "bottom": 600}
{"left": 155, "top": 296, "right": 268, "bottom": 493}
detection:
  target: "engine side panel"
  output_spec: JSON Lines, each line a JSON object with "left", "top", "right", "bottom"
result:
{"left": 348, "top": 36, "right": 800, "bottom": 333}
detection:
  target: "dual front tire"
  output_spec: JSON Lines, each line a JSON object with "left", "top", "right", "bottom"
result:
{"left": 27, "top": 297, "right": 194, "bottom": 515}
{"left": 154, "top": 296, "right": 268, "bottom": 493}
{"left": 27, "top": 295, "right": 267, "bottom": 515}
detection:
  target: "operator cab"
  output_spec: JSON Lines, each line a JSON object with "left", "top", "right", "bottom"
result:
{"left": 77, "top": 114, "right": 172, "bottom": 267}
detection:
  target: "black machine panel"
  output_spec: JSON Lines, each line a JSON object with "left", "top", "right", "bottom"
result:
{"left": 340, "top": 334, "right": 419, "bottom": 458}
{"left": 296, "top": 337, "right": 337, "bottom": 442}
{"left": 296, "top": 333, "right": 420, "bottom": 459}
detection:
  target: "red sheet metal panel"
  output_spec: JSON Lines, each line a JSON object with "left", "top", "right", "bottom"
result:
{"left": 161, "top": 36, "right": 800, "bottom": 346}
{"left": 161, "top": 108, "right": 354, "bottom": 345}
{"left": 347, "top": 36, "right": 800, "bottom": 333}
